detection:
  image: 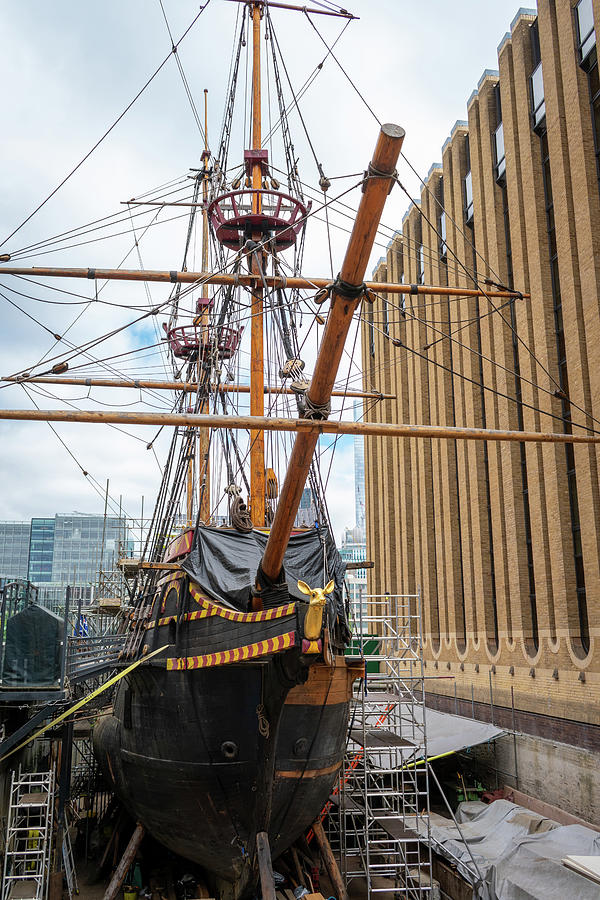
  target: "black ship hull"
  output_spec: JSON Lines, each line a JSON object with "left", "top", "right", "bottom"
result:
{"left": 94, "top": 655, "right": 358, "bottom": 895}
{"left": 94, "top": 531, "right": 357, "bottom": 897}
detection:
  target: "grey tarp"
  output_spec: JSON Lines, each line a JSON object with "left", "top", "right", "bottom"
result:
{"left": 350, "top": 705, "right": 504, "bottom": 766}
{"left": 422, "top": 707, "right": 503, "bottom": 760}
{"left": 430, "top": 799, "right": 600, "bottom": 899}
{"left": 2, "top": 604, "right": 63, "bottom": 687}
{"left": 181, "top": 526, "right": 348, "bottom": 631}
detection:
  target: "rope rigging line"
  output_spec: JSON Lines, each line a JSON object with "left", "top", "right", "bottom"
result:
{"left": 7, "top": 177, "right": 192, "bottom": 259}
{"left": 0, "top": 2, "right": 213, "bottom": 250}
{"left": 19, "top": 383, "right": 154, "bottom": 519}
{"left": 126, "top": 205, "right": 172, "bottom": 383}
{"left": 361, "top": 313, "right": 600, "bottom": 437}
{"left": 7, "top": 208, "right": 196, "bottom": 263}
{"left": 266, "top": 7, "right": 332, "bottom": 195}
{"left": 303, "top": 10, "right": 381, "bottom": 126}
{"left": 157, "top": 0, "right": 207, "bottom": 143}
{"left": 391, "top": 173, "right": 600, "bottom": 433}
{"left": 260, "top": 23, "right": 347, "bottom": 149}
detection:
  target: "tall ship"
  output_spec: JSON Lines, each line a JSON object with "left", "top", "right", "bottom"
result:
{"left": 0, "top": 2, "right": 404, "bottom": 897}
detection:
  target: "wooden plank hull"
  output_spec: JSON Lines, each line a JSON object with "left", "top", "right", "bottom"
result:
{"left": 93, "top": 579, "right": 360, "bottom": 898}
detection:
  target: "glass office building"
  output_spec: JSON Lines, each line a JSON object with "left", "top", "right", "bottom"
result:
{"left": 0, "top": 523, "right": 31, "bottom": 580}
{"left": 0, "top": 514, "right": 128, "bottom": 593}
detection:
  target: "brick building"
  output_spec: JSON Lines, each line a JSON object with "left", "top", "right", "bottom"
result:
{"left": 362, "top": 1, "right": 600, "bottom": 820}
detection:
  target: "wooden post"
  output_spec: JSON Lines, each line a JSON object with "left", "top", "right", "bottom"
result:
{"left": 291, "top": 845, "right": 304, "bottom": 886}
{"left": 260, "top": 123, "right": 405, "bottom": 583}
{"left": 256, "top": 831, "right": 276, "bottom": 900}
{"left": 312, "top": 821, "right": 348, "bottom": 900}
{"left": 102, "top": 822, "right": 145, "bottom": 900}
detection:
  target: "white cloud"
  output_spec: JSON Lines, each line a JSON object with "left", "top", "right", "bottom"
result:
{"left": 0, "top": 0, "right": 519, "bottom": 549}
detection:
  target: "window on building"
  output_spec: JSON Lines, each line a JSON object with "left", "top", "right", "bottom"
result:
{"left": 576, "top": 1, "right": 600, "bottom": 194}
{"left": 464, "top": 170, "right": 474, "bottom": 224}
{"left": 576, "top": 0, "right": 596, "bottom": 63}
{"left": 439, "top": 210, "right": 447, "bottom": 261}
{"left": 494, "top": 121, "right": 506, "bottom": 182}
{"left": 382, "top": 296, "right": 389, "bottom": 335}
{"left": 368, "top": 304, "right": 375, "bottom": 357}
{"left": 417, "top": 244, "right": 425, "bottom": 283}
{"left": 530, "top": 62, "right": 546, "bottom": 131}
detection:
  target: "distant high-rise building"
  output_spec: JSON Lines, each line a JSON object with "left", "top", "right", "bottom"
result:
{"left": 28, "top": 518, "right": 55, "bottom": 583}
{"left": 295, "top": 487, "right": 318, "bottom": 528}
{"left": 0, "top": 522, "right": 31, "bottom": 580}
{"left": 0, "top": 514, "right": 129, "bottom": 599}
{"left": 339, "top": 525, "right": 366, "bottom": 631}
{"left": 353, "top": 401, "right": 365, "bottom": 539}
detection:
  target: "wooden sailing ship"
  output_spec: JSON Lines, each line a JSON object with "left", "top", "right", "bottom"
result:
{"left": 0, "top": 2, "right": 558, "bottom": 897}
{"left": 0, "top": 2, "right": 403, "bottom": 895}
{"left": 87, "top": 7, "right": 402, "bottom": 895}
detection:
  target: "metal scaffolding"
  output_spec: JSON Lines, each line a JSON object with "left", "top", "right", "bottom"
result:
{"left": 330, "top": 590, "right": 432, "bottom": 898}
{"left": 2, "top": 768, "right": 55, "bottom": 900}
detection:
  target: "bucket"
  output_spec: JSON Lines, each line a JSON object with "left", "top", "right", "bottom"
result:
{"left": 123, "top": 888, "right": 138, "bottom": 900}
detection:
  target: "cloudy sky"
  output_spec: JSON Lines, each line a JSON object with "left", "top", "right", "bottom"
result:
{"left": 0, "top": 0, "right": 524, "bottom": 544}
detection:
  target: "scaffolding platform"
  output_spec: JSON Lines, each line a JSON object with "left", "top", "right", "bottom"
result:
{"left": 329, "top": 590, "right": 433, "bottom": 899}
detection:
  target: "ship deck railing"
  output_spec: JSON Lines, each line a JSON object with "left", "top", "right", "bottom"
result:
{"left": 67, "top": 634, "right": 127, "bottom": 682}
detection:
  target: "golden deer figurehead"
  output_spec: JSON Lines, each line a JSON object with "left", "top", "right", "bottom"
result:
{"left": 297, "top": 579, "right": 335, "bottom": 641}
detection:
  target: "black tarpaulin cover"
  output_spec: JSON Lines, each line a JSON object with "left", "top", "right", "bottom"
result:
{"left": 2, "top": 604, "right": 63, "bottom": 687}
{"left": 181, "top": 526, "right": 347, "bottom": 626}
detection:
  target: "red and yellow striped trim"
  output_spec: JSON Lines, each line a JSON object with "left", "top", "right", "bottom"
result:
{"left": 166, "top": 630, "right": 296, "bottom": 670}
{"left": 301, "top": 638, "right": 322, "bottom": 654}
{"left": 189, "top": 585, "right": 295, "bottom": 622}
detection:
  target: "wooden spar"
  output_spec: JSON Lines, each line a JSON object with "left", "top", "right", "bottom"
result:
{"left": 0, "top": 266, "right": 528, "bottom": 299}
{"left": 223, "top": 0, "right": 358, "bottom": 19}
{"left": 0, "top": 376, "right": 395, "bottom": 401}
{"left": 260, "top": 123, "right": 405, "bottom": 584}
{"left": 0, "top": 407, "right": 598, "bottom": 445}
{"left": 250, "top": 0, "right": 265, "bottom": 526}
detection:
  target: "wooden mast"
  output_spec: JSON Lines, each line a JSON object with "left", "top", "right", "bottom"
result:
{"left": 249, "top": 0, "right": 265, "bottom": 526}
{"left": 260, "top": 123, "right": 405, "bottom": 584}
{"left": 186, "top": 92, "right": 212, "bottom": 526}
{"left": 198, "top": 88, "right": 211, "bottom": 524}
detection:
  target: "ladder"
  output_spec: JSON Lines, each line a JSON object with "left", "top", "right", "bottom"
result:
{"left": 62, "top": 826, "right": 78, "bottom": 900}
{"left": 2, "top": 768, "right": 55, "bottom": 900}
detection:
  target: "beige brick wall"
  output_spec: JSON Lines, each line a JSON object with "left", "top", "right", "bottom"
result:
{"left": 361, "top": 2, "right": 600, "bottom": 727}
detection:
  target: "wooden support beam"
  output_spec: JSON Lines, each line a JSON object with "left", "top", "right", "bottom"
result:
{"left": 0, "top": 407, "right": 598, "bottom": 446}
{"left": 119, "top": 561, "right": 180, "bottom": 571}
{"left": 256, "top": 832, "right": 276, "bottom": 900}
{"left": 103, "top": 822, "right": 145, "bottom": 900}
{"left": 0, "top": 265, "right": 527, "bottom": 299}
{"left": 312, "top": 821, "right": 347, "bottom": 900}
{"left": 0, "top": 375, "right": 393, "bottom": 400}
